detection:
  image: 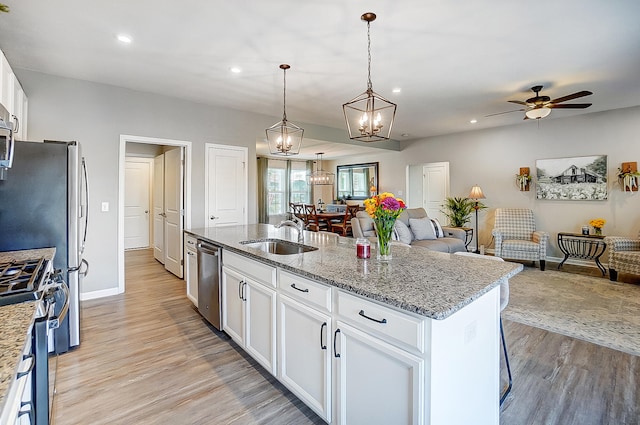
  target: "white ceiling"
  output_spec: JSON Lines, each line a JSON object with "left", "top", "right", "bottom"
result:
{"left": 1, "top": 0, "right": 639, "bottom": 158}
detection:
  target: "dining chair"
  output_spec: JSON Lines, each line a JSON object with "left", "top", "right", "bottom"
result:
{"left": 303, "top": 204, "right": 328, "bottom": 232}
{"left": 290, "top": 202, "right": 306, "bottom": 225}
{"left": 330, "top": 204, "right": 359, "bottom": 236}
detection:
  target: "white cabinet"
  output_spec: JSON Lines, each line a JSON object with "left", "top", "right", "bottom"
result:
{"left": 221, "top": 251, "right": 277, "bottom": 375}
{"left": 0, "top": 49, "right": 28, "bottom": 140}
{"left": 184, "top": 235, "right": 198, "bottom": 305}
{"left": 278, "top": 270, "right": 332, "bottom": 421}
{"left": 332, "top": 290, "right": 424, "bottom": 425}
{"left": 333, "top": 321, "right": 423, "bottom": 425}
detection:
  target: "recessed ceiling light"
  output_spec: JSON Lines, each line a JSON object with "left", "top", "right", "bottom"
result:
{"left": 117, "top": 34, "right": 132, "bottom": 44}
{"left": 230, "top": 67, "right": 242, "bottom": 74}
{"left": 392, "top": 88, "right": 401, "bottom": 93}
{"left": 470, "top": 119, "right": 478, "bottom": 124}
{"left": 401, "top": 133, "right": 410, "bottom": 137}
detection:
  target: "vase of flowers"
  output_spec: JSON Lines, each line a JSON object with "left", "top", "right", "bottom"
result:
{"left": 589, "top": 218, "right": 606, "bottom": 236}
{"left": 364, "top": 192, "right": 406, "bottom": 262}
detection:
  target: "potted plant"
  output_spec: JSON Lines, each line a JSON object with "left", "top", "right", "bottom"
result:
{"left": 515, "top": 173, "right": 532, "bottom": 191}
{"left": 617, "top": 167, "right": 640, "bottom": 192}
{"left": 0, "top": 4, "right": 9, "bottom": 13}
{"left": 441, "top": 197, "right": 486, "bottom": 228}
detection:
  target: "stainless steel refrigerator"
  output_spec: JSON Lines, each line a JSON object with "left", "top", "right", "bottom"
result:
{"left": 0, "top": 140, "right": 88, "bottom": 354}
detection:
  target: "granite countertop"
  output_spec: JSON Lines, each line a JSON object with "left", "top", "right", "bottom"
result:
{"left": 0, "top": 248, "right": 56, "bottom": 413}
{"left": 186, "top": 225, "right": 522, "bottom": 320}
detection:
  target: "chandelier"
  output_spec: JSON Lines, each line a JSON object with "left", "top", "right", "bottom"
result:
{"left": 307, "top": 153, "right": 335, "bottom": 186}
{"left": 266, "top": 64, "right": 303, "bottom": 156}
{"left": 343, "top": 12, "right": 396, "bottom": 142}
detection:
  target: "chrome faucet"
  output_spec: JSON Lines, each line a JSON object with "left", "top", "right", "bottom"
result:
{"left": 275, "top": 215, "right": 305, "bottom": 243}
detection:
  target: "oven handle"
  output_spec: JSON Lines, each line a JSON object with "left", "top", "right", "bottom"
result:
{"left": 48, "top": 280, "right": 70, "bottom": 330}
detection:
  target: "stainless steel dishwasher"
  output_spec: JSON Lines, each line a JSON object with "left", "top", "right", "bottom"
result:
{"left": 196, "top": 240, "right": 222, "bottom": 330}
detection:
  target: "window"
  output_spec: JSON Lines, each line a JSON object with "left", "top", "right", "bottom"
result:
{"left": 266, "top": 159, "right": 310, "bottom": 217}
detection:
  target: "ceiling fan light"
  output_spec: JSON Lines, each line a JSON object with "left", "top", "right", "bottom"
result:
{"left": 525, "top": 107, "right": 551, "bottom": 120}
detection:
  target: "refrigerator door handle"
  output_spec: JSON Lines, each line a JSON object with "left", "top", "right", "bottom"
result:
{"left": 68, "top": 258, "right": 89, "bottom": 277}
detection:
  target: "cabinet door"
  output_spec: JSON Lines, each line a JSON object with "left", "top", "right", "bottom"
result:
{"left": 245, "top": 279, "right": 277, "bottom": 375}
{"left": 185, "top": 248, "right": 198, "bottom": 305}
{"left": 334, "top": 321, "right": 424, "bottom": 425}
{"left": 278, "top": 294, "right": 331, "bottom": 422}
{"left": 221, "top": 266, "right": 244, "bottom": 344}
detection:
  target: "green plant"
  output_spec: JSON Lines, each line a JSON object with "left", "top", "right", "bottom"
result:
{"left": 0, "top": 4, "right": 9, "bottom": 13}
{"left": 441, "top": 196, "right": 486, "bottom": 227}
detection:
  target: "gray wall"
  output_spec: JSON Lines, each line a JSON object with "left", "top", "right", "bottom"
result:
{"left": 17, "top": 69, "right": 352, "bottom": 295}
{"left": 335, "top": 106, "right": 640, "bottom": 257}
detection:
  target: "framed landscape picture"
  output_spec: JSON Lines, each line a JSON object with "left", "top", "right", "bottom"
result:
{"left": 536, "top": 155, "right": 607, "bottom": 200}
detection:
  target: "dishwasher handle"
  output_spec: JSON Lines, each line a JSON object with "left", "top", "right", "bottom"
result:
{"left": 197, "top": 241, "right": 220, "bottom": 256}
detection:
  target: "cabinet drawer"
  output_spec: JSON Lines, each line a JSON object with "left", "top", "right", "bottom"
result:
{"left": 336, "top": 290, "right": 425, "bottom": 353}
{"left": 185, "top": 234, "right": 197, "bottom": 251}
{"left": 223, "top": 251, "right": 276, "bottom": 288}
{"left": 279, "top": 270, "right": 331, "bottom": 312}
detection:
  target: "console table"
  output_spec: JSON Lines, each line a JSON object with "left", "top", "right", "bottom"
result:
{"left": 557, "top": 232, "right": 607, "bottom": 275}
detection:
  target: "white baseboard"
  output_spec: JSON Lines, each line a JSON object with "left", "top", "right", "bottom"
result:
{"left": 80, "top": 287, "right": 120, "bottom": 301}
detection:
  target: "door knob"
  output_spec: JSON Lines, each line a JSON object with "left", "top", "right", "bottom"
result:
{"left": 145, "top": 210, "right": 149, "bottom": 214}
{"left": 159, "top": 212, "right": 167, "bottom": 217}
{"left": 210, "top": 216, "right": 219, "bottom": 220}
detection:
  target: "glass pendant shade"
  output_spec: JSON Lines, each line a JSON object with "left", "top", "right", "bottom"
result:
{"left": 307, "top": 153, "right": 335, "bottom": 186}
{"left": 343, "top": 12, "right": 396, "bottom": 142}
{"left": 266, "top": 64, "right": 303, "bottom": 156}
{"left": 525, "top": 107, "right": 551, "bottom": 120}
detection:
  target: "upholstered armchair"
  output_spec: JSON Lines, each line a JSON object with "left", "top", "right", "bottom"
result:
{"left": 492, "top": 208, "right": 549, "bottom": 271}
{"left": 605, "top": 236, "right": 640, "bottom": 281}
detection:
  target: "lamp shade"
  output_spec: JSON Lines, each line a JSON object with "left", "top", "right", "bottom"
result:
{"left": 525, "top": 107, "right": 551, "bottom": 120}
{"left": 468, "top": 185, "right": 485, "bottom": 200}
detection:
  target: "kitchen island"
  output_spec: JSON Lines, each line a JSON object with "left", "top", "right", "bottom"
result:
{"left": 185, "top": 225, "right": 522, "bottom": 425}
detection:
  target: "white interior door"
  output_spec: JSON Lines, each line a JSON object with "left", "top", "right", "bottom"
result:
{"left": 153, "top": 154, "right": 165, "bottom": 263}
{"left": 163, "top": 147, "right": 184, "bottom": 278}
{"left": 422, "top": 162, "right": 450, "bottom": 223}
{"left": 206, "top": 144, "right": 247, "bottom": 227}
{"left": 124, "top": 158, "right": 152, "bottom": 249}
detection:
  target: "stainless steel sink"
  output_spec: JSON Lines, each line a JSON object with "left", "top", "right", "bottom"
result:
{"left": 240, "top": 239, "right": 318, "bottom": 255}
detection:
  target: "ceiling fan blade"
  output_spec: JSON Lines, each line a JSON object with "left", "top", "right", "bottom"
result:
{"left": 508, "top": 100, "right": 529, "bottom": 106}
{"left": 550, "top": 91, "right": 593, "bottom": 104}
{"left": 548, "top": 103, "right": 592, "bottom": 109}
{"left": 485, "top": 109, "right": 525, "bottom": 117}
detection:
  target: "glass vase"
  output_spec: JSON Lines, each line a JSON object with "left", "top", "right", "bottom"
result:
{"left": 374, "top": 218, "right": 395, "bottom": 262}
{"left": 594, "top": 227, "right": 602, "bottom": 236}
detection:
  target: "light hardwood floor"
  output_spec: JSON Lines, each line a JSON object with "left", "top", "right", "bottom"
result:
{"left": 52, "top": 249, "right": 640, "bottom": 424}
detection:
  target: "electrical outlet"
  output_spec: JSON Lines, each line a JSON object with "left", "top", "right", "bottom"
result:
{"left": 101, "top": 202, "right": 109, "bottom": 212}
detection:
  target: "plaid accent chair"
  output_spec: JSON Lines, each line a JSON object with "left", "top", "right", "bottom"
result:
{"left": 492, "top": 208, "right": 549, "bottom": 271}
{"left": 605, "top": 236, "right": 640, "bottom": 281}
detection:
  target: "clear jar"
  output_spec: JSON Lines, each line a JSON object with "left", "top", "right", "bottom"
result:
{"left": 356, "top": 238, "right": 371, "bottom": 259}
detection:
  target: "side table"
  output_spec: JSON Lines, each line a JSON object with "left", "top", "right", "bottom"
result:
{"left": 557, "top": 232, "right": 607, "bottom": 275}
{"left": 459, "top": 227, "right": 473, "bottom": 250}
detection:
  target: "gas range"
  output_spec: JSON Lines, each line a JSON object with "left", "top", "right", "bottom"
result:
{"left": 0, "top": 257, "right": 49, "bottom": 306}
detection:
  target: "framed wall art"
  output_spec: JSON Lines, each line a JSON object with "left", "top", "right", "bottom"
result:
{"left": 536, "top": 155, "right": 607, "bottom": 200}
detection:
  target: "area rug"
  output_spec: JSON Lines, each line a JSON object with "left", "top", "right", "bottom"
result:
{"left": 503, "top": 267, "right": 640, "bottom": 356}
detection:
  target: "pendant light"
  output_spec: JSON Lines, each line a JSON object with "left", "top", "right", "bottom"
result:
{"left": 343, "top": 12, "right": 396, "bottom": 142}
{"left": 266, "top": 64, "right": 304, "bottom": 156}
{"left": 307, "top": 153, "right": 335, "bottom": 186}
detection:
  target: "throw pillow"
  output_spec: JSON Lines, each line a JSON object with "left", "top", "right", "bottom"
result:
{"left": 393, "top": 220, "right": 413, "bottom": 244}
{"left": 430, "top": 218, "right": 445, "bottom": 238}
{"left": 409, "top": 217, "right": 437, "bottom": 240}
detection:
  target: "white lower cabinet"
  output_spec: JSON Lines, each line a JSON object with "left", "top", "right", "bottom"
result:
{"left": 184, "top": 235, "right": 198, "bottom": 305}
{"left": 221, "top": 261, "right": 277, "bottom": 376}
{"left": 333, "top": 320, "right": 423, "bottom": 425}
{"left": 278, "top": 294, "right": 332, "bottom": 422}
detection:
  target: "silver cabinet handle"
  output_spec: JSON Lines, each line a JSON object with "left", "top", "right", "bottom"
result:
{"left": 187, "top": 251, "right": 195, "bottom": 256}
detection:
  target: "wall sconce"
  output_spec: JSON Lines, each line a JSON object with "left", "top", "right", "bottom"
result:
{"left": 618, "top": 162, "right": 639, "bottom": 192}
{"left": 515, "top": 167, "right": 532, "bottom": 191}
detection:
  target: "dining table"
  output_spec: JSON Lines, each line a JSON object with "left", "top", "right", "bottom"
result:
{"left": 315, "top": 211, "right": 346, "bottom": 230}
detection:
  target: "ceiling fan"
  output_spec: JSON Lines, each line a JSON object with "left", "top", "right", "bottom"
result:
{"left": 488, "top": 85, "right": 593, "bottom": 120}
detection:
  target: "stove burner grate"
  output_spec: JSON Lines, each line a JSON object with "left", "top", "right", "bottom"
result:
{"left": 0, "top": 257, "right": 46, "bottom": 296}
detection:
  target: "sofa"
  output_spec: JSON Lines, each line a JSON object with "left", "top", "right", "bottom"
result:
{"left": 351, "top": 207, "right": 467, "bottom": 253}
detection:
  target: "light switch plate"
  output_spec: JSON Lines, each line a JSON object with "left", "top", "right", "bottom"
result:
{"left": 101, "top": 202, "right": 109, "bottom": 212}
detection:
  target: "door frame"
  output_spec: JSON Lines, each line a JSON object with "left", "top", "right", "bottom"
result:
{"left": 118, "top": 135, "right": 192, "bottom": 294}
